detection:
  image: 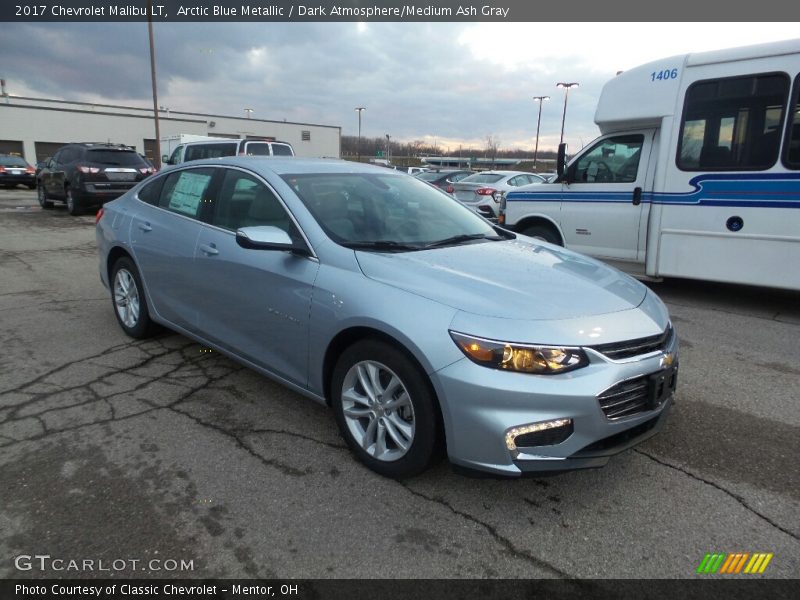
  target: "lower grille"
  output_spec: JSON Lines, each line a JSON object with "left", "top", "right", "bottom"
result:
{"left": 575, "top": 415, "right": 660, "bottom": 454}
{"left": 514, "top": 422, "right": 574, "bottom": 447}
{"left": 597, "top": 375, "right": 650, "bottom": 420}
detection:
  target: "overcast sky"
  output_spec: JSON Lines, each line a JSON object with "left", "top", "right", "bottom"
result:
{"left": 1, "top": 22, "right": 797, "bottom": 154}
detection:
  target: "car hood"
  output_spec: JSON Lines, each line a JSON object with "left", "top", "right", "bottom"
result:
{"left": 355, "top": 238, "right": 648, "bottom": 320}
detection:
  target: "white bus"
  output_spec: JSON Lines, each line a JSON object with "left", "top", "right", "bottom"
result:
{"left": 502, "top": 39, "right": 800, "bottom": 290}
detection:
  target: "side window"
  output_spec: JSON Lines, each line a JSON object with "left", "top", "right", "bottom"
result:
{"left": 571, "top": 135, "right": 644, "bottom": 183}
{"left": 184, "top": 143, "right": 238, "bottom": 161}
{"left": 677, "top": 73, "right": 789, "bottom": 171}
{"left": 271, "top": 144, "right": 294, "bottom": 156}
{"left": 243, "top": 142, "right": 270, "bottom": 156}
{"left": 211, "top": 169, "right": 295, "bottom": 234}
{"left": 168, "top": 146, "right": 183, "bottom": 165}
{"left": 782, "top": 74, "right": 800, "bottom": 169}
{"left": 158, "top": 168, "right": 215, "bottom": 219}
{"left": 137, "top": 175, "right": 165, "bottom": 205}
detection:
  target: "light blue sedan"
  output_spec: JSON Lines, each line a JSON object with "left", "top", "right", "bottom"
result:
{"left": 96, "top": 158, "right": 677, "bottom": 478}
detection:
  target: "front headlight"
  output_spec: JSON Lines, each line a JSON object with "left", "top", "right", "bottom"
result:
{"left": 450, "top": 331, "right": 588, "bottom": 375}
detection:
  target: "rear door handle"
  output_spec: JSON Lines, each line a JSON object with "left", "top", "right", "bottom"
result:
{"left": 632, "top": 187, "right": 642, "bottom": 206}
{"left": 138, "top": 222, "right": 152, "bottom": 232}
{"left": 199, "top": 243, "right": 219, "bottom": 256}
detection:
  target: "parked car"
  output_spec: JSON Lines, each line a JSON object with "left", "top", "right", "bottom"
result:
{"left": 97, "top": 157, "right": 677, "bottom": 478}
{"left": 0, "top": 154, "right": 36, "bottom": 189}
{"left": 394, "top": 166, "right": 428, "bottom": 175}
{"left": 37, "top": 143, "right": 155, "bottom": 215}
{"left": 452, "top": 171, "right": 546, "bottom": 218}
{"left": 414, "top": 169, "right": 474, "bottom": 193}
{"left": 164, "top": 138, "right": 295, "bottom": 165}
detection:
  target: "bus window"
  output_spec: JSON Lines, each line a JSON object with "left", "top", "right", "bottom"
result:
{"left": 782, "top": 74, "right": 800, "bottom": 169}
{"left": 677, "top": 73, "right": 789, "bottom": 171}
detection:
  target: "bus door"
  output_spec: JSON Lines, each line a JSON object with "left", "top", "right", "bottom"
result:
{"left": 559, "top": 130, "right": 656, "bottom": 261}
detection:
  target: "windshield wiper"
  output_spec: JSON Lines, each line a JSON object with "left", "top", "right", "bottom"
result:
{"left": 422, "top": 233, "right": 502, "bottom": 249}
{"left": 340, "top": 240, "right": 421, "bottom": 252}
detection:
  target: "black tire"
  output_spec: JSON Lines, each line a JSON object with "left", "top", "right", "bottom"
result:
{"left": 109, "top": 257, "right": 160, "bottom": 339}
{"left": 65, "top": 187, "right": 82, "bottom": 215}
{"left": 331, "top": 340, "right": 440, "bottom": 478}
{"left": 37, "top": 183, "right": 54, "bottom": 209}
{"left": 521, "top": 224, "right": 561, "bottom": 245}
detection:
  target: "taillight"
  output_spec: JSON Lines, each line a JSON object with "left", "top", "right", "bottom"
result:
{"left": 139, "top": 167, "right": 154, "bottom": 174}
{"left": 77, "top": 165, "right": 100, "bottom": 174}
{"left": 476, "top": 187, "right": 496, "bottom": 196}
{"left": 96, "top": 207, "right": 105, "bottom": 224}
{"left": 445, "top": 184, "right": 454, "bottom": 193}
{"left": 25, "top": 166, "right": 35, "bottom": 173}
{"left": 0, "top": 167, "right": 5, "bottom": 173}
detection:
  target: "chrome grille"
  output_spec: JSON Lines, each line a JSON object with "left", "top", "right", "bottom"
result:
{"left": 591, "top": 324, "right": 673, "bottom": 360}
{"left": 597, "top": 375, "right": 650, "bottom": 420}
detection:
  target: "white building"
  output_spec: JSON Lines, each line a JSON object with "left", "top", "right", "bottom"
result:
{"left": 0, "top": 96, "right": 341, "bottom": 164}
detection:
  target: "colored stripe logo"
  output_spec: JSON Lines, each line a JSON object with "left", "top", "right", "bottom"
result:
{"left": 696, "top": 552, "right": 773, "bottom": 574}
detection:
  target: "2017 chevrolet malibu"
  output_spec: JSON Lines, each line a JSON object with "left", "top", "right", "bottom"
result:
{"left": 96, "top": 158, "right": 677, "bottom": 478}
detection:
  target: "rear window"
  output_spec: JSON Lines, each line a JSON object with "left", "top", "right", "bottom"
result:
{"left": 271, "top": 144, "right": 294, "bottom": 156}
{"left": 0, "top": 155, "right": 28, "bottom": 167}
{"left": 461, "top": 173, "right": 504, "bottom": 184}
{"left": 86, "top": 150, "right": 145, "bottom": 166}
{"left": 243, "top": 143, "right": 271, "bottom": 156}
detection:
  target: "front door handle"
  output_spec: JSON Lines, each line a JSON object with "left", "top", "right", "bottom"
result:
{"left": 138, "top": 222, "right": 152, "bottom": 232}
{"left": 199, "top": 243, "right": 219, "bottom": 256}
{"left": 632, "top": 187, "right": 642, "bottom": 206}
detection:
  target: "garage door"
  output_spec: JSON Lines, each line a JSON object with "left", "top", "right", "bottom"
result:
{"left": 35, "top": 141, "right": 69, "bottom": 163}
{"left": 0, "top": 140, "right": 24, "bottom": 157}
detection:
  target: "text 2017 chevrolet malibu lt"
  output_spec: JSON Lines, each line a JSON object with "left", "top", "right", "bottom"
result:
{"left": 97, "top": 158, "right": 677, "bottom": 478}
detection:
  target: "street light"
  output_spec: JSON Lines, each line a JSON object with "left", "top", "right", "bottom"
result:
{"left": 532, "top": 95, "right": 549, "bottom": 170}
{"left": 556, "top": 82, "right": 579, "bottom": 146}
{"left": 385, "top": 134, "right": 391, "bottom": 164}
{"left": 355, "top": 107, "right": 366, "bottom": 162}
{"left": 244, "top": 108, "right": 254, "bottom": 119}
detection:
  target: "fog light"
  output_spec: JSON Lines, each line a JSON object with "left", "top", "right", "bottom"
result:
{"left": 505, "top": 418, "right": 573, "bottom": 457}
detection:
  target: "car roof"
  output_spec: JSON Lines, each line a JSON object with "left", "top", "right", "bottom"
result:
{"left": 176, "top": 156, "right": 403, "bottom": 176}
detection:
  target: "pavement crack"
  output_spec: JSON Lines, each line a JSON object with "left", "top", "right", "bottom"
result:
{"left": 232, "top": 426, "right": 346, "bottom": 450}
{"left": 635, "top": 449, "right": 799, "bottom": 541}
{"left": 396, "top": 482, "right": 573, "bottom": 579}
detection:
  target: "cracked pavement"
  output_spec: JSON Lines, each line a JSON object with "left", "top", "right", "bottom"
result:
{"left": 0, "top": 189, "right": 798, "bottom": 579}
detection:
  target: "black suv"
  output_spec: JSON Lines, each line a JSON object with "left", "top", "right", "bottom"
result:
{"left": 37, "top": 143, "right": 154, "bottom": 215}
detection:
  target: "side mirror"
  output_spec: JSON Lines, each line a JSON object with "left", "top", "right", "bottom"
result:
{"left": 556, "top": 143, "right": 567, "bottom": 178}
{"left": 235, "top": 226, "right": 310, "bottom": 256}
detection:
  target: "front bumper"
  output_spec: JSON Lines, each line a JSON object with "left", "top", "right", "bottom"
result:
{"left": 434, "top": 333, "right": 677, "bottom": 476}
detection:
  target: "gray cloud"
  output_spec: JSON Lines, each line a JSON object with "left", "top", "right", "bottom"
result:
{"left": 0, "top": 22, "right": 605, "bottom": 152}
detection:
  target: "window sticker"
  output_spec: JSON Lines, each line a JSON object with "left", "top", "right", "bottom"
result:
{"left": 168, "top": 171, "right": 212, "bottom": 216}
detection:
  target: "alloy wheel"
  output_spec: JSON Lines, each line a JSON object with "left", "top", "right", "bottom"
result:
{"left": 113, "top": 268, "right": 140, "bottom": 328}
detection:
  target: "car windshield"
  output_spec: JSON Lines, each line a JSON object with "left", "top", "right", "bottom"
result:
{"left": 283, "top": 172, "right": 501, "bottom": 249}
{"left": 87, "top": 150, "right": 146, "bottom": 166}
{"left": 460, "top": 173, "right": 504, "bottom": 184}
{"left": 0, "top": 155, "right": 28, "bottom": 167}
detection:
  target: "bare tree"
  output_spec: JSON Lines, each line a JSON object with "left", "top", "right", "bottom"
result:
{"left": 485, "top": 135, "right": 500, "bottom": 166}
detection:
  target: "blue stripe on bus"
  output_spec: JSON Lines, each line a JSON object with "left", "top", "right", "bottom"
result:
{"left": 505, "top": 173, "right": 800, "bottom": 208}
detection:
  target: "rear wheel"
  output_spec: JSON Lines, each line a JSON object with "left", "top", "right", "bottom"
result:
{"left": 521, "top": 224, "right": 561, "bottom": 245}
{"left": 66, "top": 187, "right": 82, "bottom": 216}
{"left": 110, "top": 257, "right": 160, "bottom": 339}
{"left": 332, "top": 340, "right": 440, "bottom": 478}
{"left": 37, "top": 183, "right": 54, "bottom": 209}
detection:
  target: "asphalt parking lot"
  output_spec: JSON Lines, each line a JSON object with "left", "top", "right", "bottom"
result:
{"left": 0, "top": 187, "right": 798, "bottom": 579}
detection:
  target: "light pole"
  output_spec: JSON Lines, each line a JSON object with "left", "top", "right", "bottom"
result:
{"left": 532, "top": 95, "right": 549, "bottom": 170}
{"left": 385, "top": 134, "right": 391, "bottom": 164}
{"left": 244, "top": 108, "right": 253, "bottom": 119}
{"left": 556, "top": 82, "right": 579, "bottom": 146}
{"left": 355, "top": 107, "right": 366, "bottom": 162}
{"left": 146, "top": 0, "right": 161, "bottom": 168}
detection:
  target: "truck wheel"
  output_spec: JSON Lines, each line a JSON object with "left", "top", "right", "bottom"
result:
{"left": 522, "top": 224, "right": 561, "bottom": 246}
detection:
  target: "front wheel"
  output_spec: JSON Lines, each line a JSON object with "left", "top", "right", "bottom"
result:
{"left": 331, "top": 340, "right": 440, "bottom": 478}
{"left": 521, "top": 224, "right": 561, "bottom": 246}
{"left": 65, "top": 187, "right": 82, "bottom": 215}
{"left": 37, "top": 183, "right": 54, "bottom": 209}
{"left": 110, "top": 257, "right": 160, "bottom": 339}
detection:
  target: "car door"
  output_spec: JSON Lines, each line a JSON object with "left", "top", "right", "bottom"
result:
{"left": 193, "top": 167, "right": 319, "bottom": 388}
{"left": 559, "top": 131, "right": 654, "bottom": 261}
{"left": 129, "top": 167, "right": 217, "bottom": 332}
{"left": 46, "top": 149, "right": 68, "bottom": 199}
